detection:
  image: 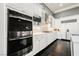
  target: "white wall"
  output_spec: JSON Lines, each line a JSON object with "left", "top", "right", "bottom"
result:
{"left": 60, "top": 15, "right": 79, "bottom": 34}
{"left": 55, "top": 14, "right": 79, "bottom": 39}
{"left": 0, "top": 4, "right": 7, "bottom": 56}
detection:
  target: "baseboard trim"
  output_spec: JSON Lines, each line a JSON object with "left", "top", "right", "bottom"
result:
{"left": 61, "top": 39, "right": 70, "bottom": 42}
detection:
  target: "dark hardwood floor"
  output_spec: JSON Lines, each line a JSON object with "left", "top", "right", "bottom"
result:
{"left": 35, "top": 39, "right": 71, "bottom": 56}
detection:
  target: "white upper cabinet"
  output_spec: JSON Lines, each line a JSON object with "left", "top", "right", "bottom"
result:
{"left": 33, "top": 4, "right": 43, "bottom": 17}
{"left": 6, "top": 3, "right": 33, "bottom": 16}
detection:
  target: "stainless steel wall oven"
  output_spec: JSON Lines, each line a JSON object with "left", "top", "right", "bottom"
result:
{"left": 7, "top": 9, "right": 33, "bottom": 56}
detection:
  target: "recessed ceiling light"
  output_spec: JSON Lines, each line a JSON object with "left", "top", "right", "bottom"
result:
{"left": 59, "top": 3, "right": 63, "bottom": 7}
{"left": 18, "top": 20, "right": 21, "bottom": 21}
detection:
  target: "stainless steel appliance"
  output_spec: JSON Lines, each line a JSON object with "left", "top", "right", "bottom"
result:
{"left": 7, "top": 9, "right": 33, "bottom": 56}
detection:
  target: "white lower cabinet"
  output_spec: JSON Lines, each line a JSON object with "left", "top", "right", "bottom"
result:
{"left": 33, "top": 35, "right": 40, "bottom": 54}
{"left": 48, "top": 33, "right": 54, "bottom": 44}
{"left": 48, "top": 33, "right": 56, "bottom": 45}
{"left": 73, "top": 42, "right": 79, "bottom": 56}
{"left": 39, "top": 34, "right": 48, "bottom": 51}
{"left": 71, "top": 36, "right": 79, "bottom": 56}
{"left": 26, "top": 33, "right": 56, "bottom": 56}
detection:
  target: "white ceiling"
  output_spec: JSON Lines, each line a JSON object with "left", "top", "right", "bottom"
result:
{"left": 45, "top": 3, "right": 79, "bottom": 13}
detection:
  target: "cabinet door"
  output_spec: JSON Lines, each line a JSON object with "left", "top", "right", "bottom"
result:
{"left": 43, "top": 34, "right": 49, "bottom": 48}
{"left": 39, "top": 34, "right": 47, "bottom": 50}
{"left": 47, "top": 33, "right": 56, "bottom": 46}
{"left": 33, "top": 4, "right": 42, "bottom": 17}
{"left": 73, "top": 42, "right": 79, "bottom": 56}
{"left": 50, "top": 34, "right": 53, "bottom": 44}
{"left": 33, "top": 35, "right": 40, "bottom": 54}
{"left": 39, "top": 35, "right": 44, "bottom": 50}
{"left": 46, "top": 34, "right": 50, "bottom": 45}
{"left": 47, "top": 33, "right": 53, "bottom": 45}
{"left": 7, "top": 3, "right": 33, "bottom": 16}
{"left": 51, "top": 33, "right": 56, "bottom": 42}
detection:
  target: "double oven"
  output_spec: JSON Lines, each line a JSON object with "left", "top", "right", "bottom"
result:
{"left": 7, "top": 9, "right": 33, "bottom": 56}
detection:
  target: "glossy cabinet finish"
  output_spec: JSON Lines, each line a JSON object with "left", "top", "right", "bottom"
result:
{"left": 71, "top": 36, "right": 79, "bottom": 56}
{"left": 33, "top": 35, "right": 40, "bottom": 53}
{"left": 73, "top": 43, "right": 79, "bottom": 56}
{"left": 26, "top": 33, "right": 56, "bottom": 56}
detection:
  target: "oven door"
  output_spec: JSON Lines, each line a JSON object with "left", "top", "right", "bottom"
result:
{"left": 8, "top": 37, "right": 33, "bottom": 56}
